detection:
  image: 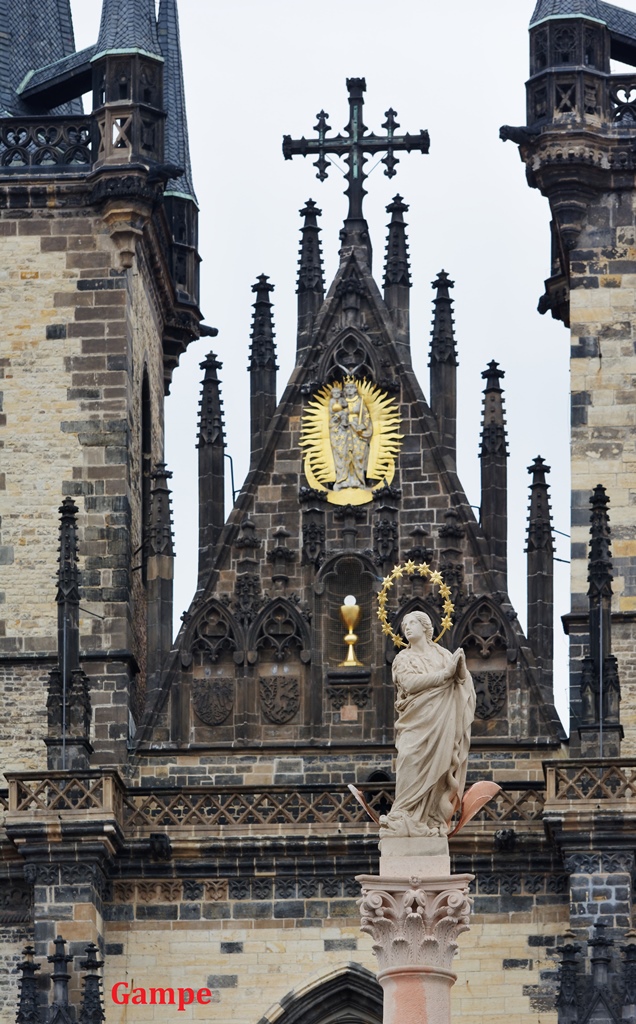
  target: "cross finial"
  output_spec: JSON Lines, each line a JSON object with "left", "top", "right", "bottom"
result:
{"left": 283, "top": 77, "right": 429, "bottom": 230}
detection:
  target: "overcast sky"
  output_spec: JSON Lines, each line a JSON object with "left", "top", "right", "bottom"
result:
{"left": 67, "top": 0, "right": 631, "bottom": 726}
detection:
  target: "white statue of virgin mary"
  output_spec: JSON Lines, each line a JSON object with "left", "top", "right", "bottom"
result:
{"left": 379, "top": 611, "right": 476, "bottom": 838}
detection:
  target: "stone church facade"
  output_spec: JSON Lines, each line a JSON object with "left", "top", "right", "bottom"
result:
{"left": 0, "top": 1, "right": 635, "bottom": 1022}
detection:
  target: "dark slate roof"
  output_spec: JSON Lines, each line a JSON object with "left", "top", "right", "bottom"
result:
{"left": 531, "top": 0, "right": 636, "bottom": 40}
{"left": 157, "top": 0, "right": 197, "bottom": 202}
{"left": 0, "top": 0, "right": 83, "bottom": 115}
{"left": 599, "top": 0, "right": 636, "bottom": 38}
{"left": 18, "top": 45, "right": 96, "bottom": 100}
{"left": 530, "top": 0, "right": 603, "bottom": 22}
{"left": 95, "top": 0, "right": 162, "bottom": 59}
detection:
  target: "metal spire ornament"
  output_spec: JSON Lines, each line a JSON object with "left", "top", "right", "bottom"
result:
{"left": 283, "top": 78, "right": 429, "bottom": 228}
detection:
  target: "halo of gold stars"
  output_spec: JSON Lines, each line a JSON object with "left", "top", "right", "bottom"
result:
{"left": 376, "top": 561, "right": 454, "bottom": 648}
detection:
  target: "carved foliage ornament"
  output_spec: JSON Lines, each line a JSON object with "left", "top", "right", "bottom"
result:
{"left": 260, "top": 676, "right": 300, "bottom": 724}
{"left": 192, "top": 677, "right": 234, "bottom": 726}
{"left": 359, "top": 881, "right": 472, "bottom": 972}
{"left": 300, "top": 377, "right": 402, "bottom": 506}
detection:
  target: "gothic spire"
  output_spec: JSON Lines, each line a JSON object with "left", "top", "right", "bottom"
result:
{"left": 579, "top": 484, "right": 622, "bottom": 757}
{"left": 480, "top": 361, "right": 509, "bottom": 588}
{"left": 526, "top": 457, "right": 553, "bottom": 553}
{"left": 429, "top": 271, "right": 457, "bottom": 367}
{"left": 249, "top": 275, "right": 277, "bottom": 372}
{"left": 55, "top": 497, "right": 80, "bottom": 673}
{"left": 146, "top": 464, "right": 174, "bottom": 705}
{"left": 48, "top": 498, "right": 92, "bottom": 771}
{"left": 0, "top": 0, "right": 82, "bottom": 116}
{"left": 525, "top": 457, "right": 554, "bottom": 681}
{"left": 249, "top": 275, "right": 278, "bottom": 466}
{"left": 95, "top": 0, "right": 161, "bottom": 59}
{"left": 48, "top": 936, "right": 72, "bottom": 1013}
{"left": 588, "top": 483, "right": 613, "bottom": 601}
{"left": 383, "top": 195, "right": 411, "bottom": 289}
{"left": 198, "top": 352, "right": 226, "bottom": 585}
{"left": 56, "top": 496, "right": 80, "bottom": 608}
{"left": 78, "top": 944, "right": 106, "bottom": 1024}
{"left": 429, "top": 270, "right": 458, "bottom": 463}
{"left": 147, "top": 464, "right": 174, "bottom": 559}
{"left": 16, "top": 947, "right": 43, "bottom": 1024}
{"left": 297, "top": 200, "right": 325, "bottom": 301}
{"left": 157, "top": 0, "right": 196, "bottom": 201}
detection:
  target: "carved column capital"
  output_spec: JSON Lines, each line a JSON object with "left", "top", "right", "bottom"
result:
{"left": 357, "top": 874, "right": 473, "bottom": 973}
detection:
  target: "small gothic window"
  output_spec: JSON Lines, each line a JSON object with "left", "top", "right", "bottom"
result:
{"left": 585, "top": 29, "right": 597, "bottom": 67}
{"left": 533, "top": 86, "right": 548, "bottom": 121}
{"left": 533, "top": 29, "right": 548, "bottom": 72}
{"left": 118, "top": 74, "right": 129, "bottom": 100}
{"left": 554, "top": 27, "right": 577, "bottom": 65}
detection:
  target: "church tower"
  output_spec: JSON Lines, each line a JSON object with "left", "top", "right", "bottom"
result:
{"left": 502, "top": 0, "right": 636, "bottom": 754}
{"left": 0, "top": 0, "right": 202, "bottom": 778}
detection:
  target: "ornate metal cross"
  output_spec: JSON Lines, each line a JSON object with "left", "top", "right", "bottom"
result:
{"left": 283, "top": 77, "right": 429, "bottom": 223}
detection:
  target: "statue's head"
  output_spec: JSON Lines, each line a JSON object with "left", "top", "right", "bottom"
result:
{"left": 343, "top": 381, "right": 358, "bottom": 399}
{"left": 402, "top": 611, "right": 434, "bottom": 644}
{"left": 331, "top": 386, "right": 342, "bottom": 398}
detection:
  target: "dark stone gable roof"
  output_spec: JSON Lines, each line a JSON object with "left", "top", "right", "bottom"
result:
{"left": 0, "top": 0, "right": 82, "bottom": 115}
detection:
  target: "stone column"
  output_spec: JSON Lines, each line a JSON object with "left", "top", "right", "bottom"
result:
{"left": 358, "top": 841, "right": 473, "bottom": 1024}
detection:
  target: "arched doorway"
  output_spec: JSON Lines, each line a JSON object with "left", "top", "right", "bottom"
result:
{"left": 259, "top": 964, "right": 382, "bottom": 1024}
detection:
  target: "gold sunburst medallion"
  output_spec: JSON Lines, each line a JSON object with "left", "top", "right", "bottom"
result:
{"left": 299, "top": 377, "right": 403, "bottom": 506}
{"left": 377, "top": 561, "right": 454, "bottom": 647}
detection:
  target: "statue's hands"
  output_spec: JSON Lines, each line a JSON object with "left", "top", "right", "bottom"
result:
{"left": 451, "top": 647, "right": 466, "bottom": 680}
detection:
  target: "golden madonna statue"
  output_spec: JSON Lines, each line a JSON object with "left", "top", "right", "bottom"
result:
{"left": 300, "top": 377, "right": 402, "bottom": 506}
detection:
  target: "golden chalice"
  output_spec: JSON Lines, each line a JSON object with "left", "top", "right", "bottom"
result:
{"left": 339, "top": 595, "right": 363, "bottom": 667}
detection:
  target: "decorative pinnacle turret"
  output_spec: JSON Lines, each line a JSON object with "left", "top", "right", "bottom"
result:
{"left": 297, "top": 200, "right": 325, "bottom": 297}
{"left": 147, "top": 464, "right": 174, "bottom": 558}
{"left": 16, "top": 946, "right": 42, "bottom": 1024}
{"left": 481, "top": 359, "right": 505, "bottom": 391}
{"left": 56, "top": 497, "right": 80, "bottom": 606}
{"left": 526, "top": 456, "right": 554, "bottom": 554}
{"left": 48, "top": 935, "right": 72, "bottom": 1009}
{"left": 383, "top": 195, "right": 411, "bottom": 289}
{"left": 480, "top": 362, "right": 508, "bottom": 458}
{"left": 588, "top": 483, "right": 613, "bottom": 594}
{"left": 429, "top": 270, "right": 457, "bottom": 366}
{"left": 198, "top": 352, "right": 225, "bottom": 448}
{"left": 249, "top": 275, "right": 278, "bottom": 372}
{"left": 78, "top": 943, "right": 106, "bottom": 1024}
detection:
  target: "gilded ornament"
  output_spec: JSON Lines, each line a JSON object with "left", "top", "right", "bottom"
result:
{"left": 299, "top": 377, "right": 402, "bottom": 506}
{"left": 376, "top": 561, "right": 455, "bottom": 647}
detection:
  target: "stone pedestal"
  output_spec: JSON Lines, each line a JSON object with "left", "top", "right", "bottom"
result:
{"left": 358, "top": 838, "right": 473, "bottom": 1024}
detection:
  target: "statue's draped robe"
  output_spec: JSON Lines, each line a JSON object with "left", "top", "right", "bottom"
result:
{"left": 383, "top": 647, "right": 476, "bottom": 837}
{"left": 332, "top": 392, "right": 372, "bottom": 489}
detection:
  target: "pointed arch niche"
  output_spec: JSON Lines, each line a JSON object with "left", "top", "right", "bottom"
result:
{"left": 316, "top": 554, "right": 377, "bottom": 669}
{"left": 260, "top": 965, "right": 382, "bottom": 1024}
{"left": 180, "top": 599, "right": 243, "bottom": 742}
